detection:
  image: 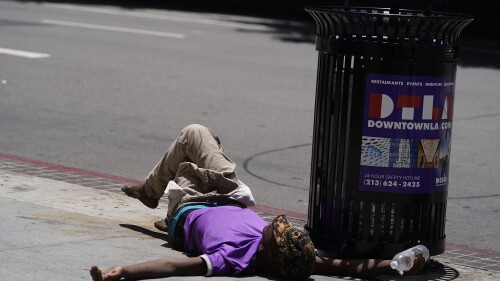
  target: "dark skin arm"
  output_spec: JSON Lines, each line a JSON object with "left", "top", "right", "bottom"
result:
{"left": 90, "top": 257, "right": 207, "bottom": 281}
{"left": 313, "top": 253, "right": 426, "bottom": 279}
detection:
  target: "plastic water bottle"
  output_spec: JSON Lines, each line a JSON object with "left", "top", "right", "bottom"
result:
{"left": 390, "top": 245, "right": 430, "bottom": 272}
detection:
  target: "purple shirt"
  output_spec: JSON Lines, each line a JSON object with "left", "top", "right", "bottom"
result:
{"left": 183, "top": 206, "right": 267, "bottom": 276}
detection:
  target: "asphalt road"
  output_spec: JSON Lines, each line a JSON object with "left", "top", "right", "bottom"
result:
{"left": 1, "top": 0, "right": 499, "bottom": 252}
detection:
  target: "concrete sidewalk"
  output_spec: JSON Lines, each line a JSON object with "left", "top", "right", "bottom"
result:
{"left": 1, "top": 154, "right": 499, "bottom": 281}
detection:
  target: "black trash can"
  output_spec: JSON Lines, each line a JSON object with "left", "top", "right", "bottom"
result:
{"left": 304, "top": 1, "right": 473, "bottom": 259}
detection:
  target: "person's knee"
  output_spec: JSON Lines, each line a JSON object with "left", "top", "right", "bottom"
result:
{"left": 183, "top": 124, "right": 205, "bottom": 132}
{"left": 178, "top": 124, "right": 207, "bottom": 145}
{"left": 180, "top": 124, "right": 208, "bottom": 138}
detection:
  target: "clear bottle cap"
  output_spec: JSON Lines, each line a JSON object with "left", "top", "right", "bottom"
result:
{"left": 390, "top": 260, "right": 398, "bottom": 270}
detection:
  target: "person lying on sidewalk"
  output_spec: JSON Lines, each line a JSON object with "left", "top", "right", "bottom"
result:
{"left": 89, "top": 124, "right": 427, "bottom": 281}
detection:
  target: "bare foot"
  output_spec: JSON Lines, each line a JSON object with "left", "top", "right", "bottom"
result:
{"left": 90, "top": 265, "right": 124, "bottom": 281}
{"left": 90, "top": 266, "right": 103, "bottom": 281}
{"left": 154, "top": 218, "right": 168, "bottom": 232}
{"left": 121, "top": 184, "right": 159, "bottom": 209}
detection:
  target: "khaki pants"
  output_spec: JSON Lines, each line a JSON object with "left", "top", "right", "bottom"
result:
{"left": 143, "top": 124, "right": 240, "bottom": 200}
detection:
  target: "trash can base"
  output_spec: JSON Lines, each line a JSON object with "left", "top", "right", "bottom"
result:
{"left": 307, "top": 227, "right": 445, "bottom": 259}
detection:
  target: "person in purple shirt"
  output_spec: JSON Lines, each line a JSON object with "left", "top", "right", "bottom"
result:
{"left": 182, "top": 206, "right": 268, "bottom": 276}
{"left": 90, "top": 124, "right": 426, "bottom": 280}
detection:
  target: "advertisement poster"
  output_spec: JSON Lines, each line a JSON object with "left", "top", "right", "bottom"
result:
{"left": 359, "top": 73, "right": 455, "bottom": 193}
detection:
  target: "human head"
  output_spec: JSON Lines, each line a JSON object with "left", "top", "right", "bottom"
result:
{"left": 267, "top": 214, "right": 316, "bottom": 280}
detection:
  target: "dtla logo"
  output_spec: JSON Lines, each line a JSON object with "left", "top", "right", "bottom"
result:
{"left": 366, "top": 93, "right": 453, "bottom": 131}
{"left": 368, "top": 93, "right": 453, "bottom": 120}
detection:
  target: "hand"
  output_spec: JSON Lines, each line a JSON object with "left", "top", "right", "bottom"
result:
{"left": 398, "top": 253, "right": 427, "bottom": 276}
{"left": 90, "top": 265, "right": 125, "bottom": 281}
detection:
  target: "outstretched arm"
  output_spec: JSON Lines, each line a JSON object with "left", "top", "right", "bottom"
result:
{"left": 90, "top": 257, "right": 207, "bottom": 281}
{"left": 313, "top": 253, "right": 426, "bottom": 279}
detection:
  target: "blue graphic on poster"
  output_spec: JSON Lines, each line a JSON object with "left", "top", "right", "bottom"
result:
{"left": 359, "top": 73, "right": 455, "bottom": 193}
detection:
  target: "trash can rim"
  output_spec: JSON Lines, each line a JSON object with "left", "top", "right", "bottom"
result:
{"left": 304, "top": 5, "right": 474, "bottom": 21}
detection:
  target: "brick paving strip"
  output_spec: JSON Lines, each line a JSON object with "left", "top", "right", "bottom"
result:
{"left": 1, "top": 152, "right": 499, "bottom": 273}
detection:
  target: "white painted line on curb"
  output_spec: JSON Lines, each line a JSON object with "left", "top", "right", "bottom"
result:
{"left": 0, "top": 47, "right": 51, "bottom": 59}
{"left": 41, "top": 19, "right": 186, "bottom": 39}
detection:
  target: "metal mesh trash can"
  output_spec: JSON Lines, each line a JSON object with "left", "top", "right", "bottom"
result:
{"left": 304, "top": 1, "right": 473, "bottom": 259}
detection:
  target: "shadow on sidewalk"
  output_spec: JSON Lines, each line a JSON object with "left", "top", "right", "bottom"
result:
{"left": 119, "top": 223, "right": 171, "bottom": 247}
{"left": 373, "top": 260, "right": 460, "bottom": 281}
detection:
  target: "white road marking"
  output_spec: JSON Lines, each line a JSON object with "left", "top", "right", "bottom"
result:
{"left": 0, "top": 47, "right": 51, "bottom": 59}
{"left": 42, "top": 3, "right": 274, "bottom": 31}
{"left": 41, "top": 19, "right": 186, "bottom": 38}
